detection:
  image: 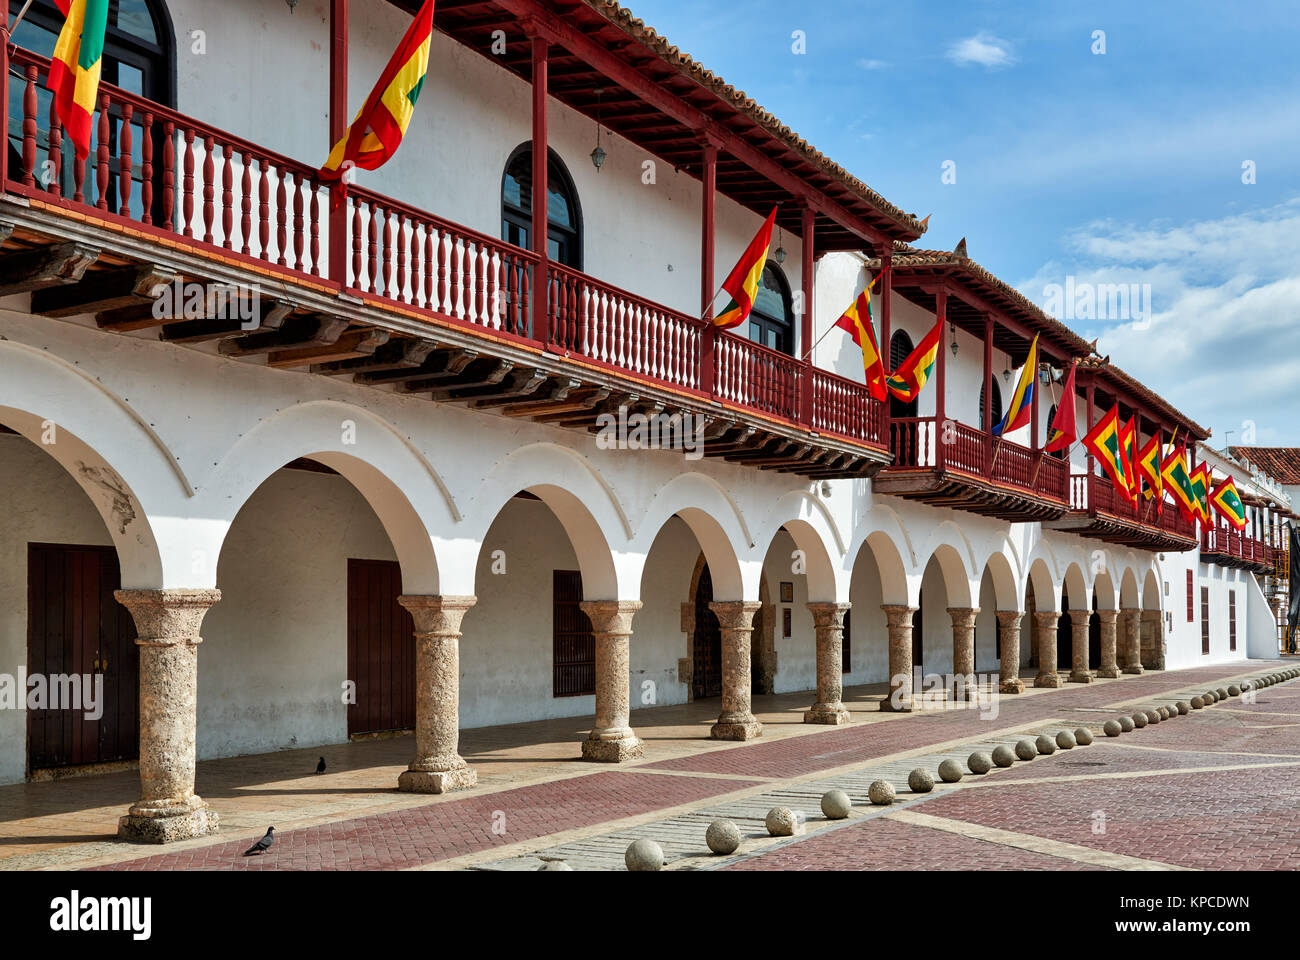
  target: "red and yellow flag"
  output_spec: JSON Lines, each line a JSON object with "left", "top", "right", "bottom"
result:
{"left": 48, "top": 0, "right": 110, "bottom": 159}
{"left": 1161, "top": 445, "right": 1200, "bottom": 525}
{"left": 832, "top": 277, "right": 886, "bottom": 400}
{"left": 883, "top": 320, "right": 942, "bottom": 403}
{"left": 1118, "top": 416, "right": 1139, "bottom": 503}
{"left": 1210, "top": 475, "right": 1248, "bottom": 530}
{"left": 321, "top": 0, "right": 435, "bottom": 182}
{"left": 1189, "top": 459, "right": 1213, "bottom": 522}
{"left": 1043, "top": 360, "right": 1077, "bottom": 453}
{"left": 1137, "top": 430, "right": 1163, "bottom": 504}
{"left": 1083, "top": 405, "right": 1131, "bottom": 500}
{"left": 714, "top": 208, "right": 777, "bottom": 329}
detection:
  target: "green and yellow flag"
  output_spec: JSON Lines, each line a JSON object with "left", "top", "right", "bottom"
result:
{"left": 1210, "top": 475, "right": 1248, "bottom": 530}
{"left": 1189, "top": 460, "right": 1213, "bottom": 523}
{"left": 1083, "top": 405, "right": 1131, "bottom": 500}
{"left": 1161, "top": 447, "right": 1199, "bottom": 524}
{"left": 1137, "top": 430, "right": 1163, "bottom": 506}
{"left": 48, "top": 0, "right": 110, "bottom": 159}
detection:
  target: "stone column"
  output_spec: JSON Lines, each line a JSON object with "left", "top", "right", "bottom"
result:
{"left": 1034, "top": 610, "right": 1063, "bottom": 688}
{"left": 397, "top": 595, "right": 478, "bottom": 793}
{"left": 579, "top": 600, "right": 644, "bottom": 761}
{"left": 1121, "top": 607, "right": 1144, "bottom": 674}
{"left": 1068, "top": 609, "right": 1094, "bottom": 683}
{"left": 709, "top": 601, "right": 763, "bottom": 740}
{"left": 1141, "top": 609, "right": 1164, "bottom": 670}
{"left": 114, "top": 589, "right": 221, "bottom": 843}
{"left": 804, "top": 602, "right": 851, "bottom": 725}
{"left": 1096, "top": 609, "right": 1120, "bottom": 677}
{"left": 996, "top": 611, "right": 1025, "bottom": 694}
{"left": 948, "top": 607, "right": 978, "bottom": 701}
{"left": 881, "top": 604, "right": 917, "bottom": 712}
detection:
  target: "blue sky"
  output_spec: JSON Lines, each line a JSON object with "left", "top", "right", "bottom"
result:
{"left": 630, "top": 0, "right": 1300, "bottom": 447}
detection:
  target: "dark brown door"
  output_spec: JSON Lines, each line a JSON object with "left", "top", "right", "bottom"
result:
{"left": 553, "top": 570, "right": 595, "bottom": 697}
{"left": 27, "top": 543, "right": 138, "bottom": 770}
{"left": 692, "top": 564, "right": 722, "bottom": 699}
{"left": 841, "top": 609, "right": 852, "bottom": 674}
{"left": 911, "top": 602, "right": 923, "bottom": 670}
{"left": 346, "top": 558, "right": 415, "bottom": 736}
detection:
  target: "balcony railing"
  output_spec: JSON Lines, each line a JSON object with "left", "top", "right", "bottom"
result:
{"left": 1201, "top": 526, "right": 1274, "bottom": 568}
{"left": 886, "top": 417, "right": 1068, "bottom": 502}
{"left": 1067, "top": 472, "right": 1198, "bottom": 540}
{"left": 2, "top": 46, "right": 886, "bottom": 450}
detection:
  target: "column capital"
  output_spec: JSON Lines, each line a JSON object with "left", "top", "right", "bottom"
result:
{"left": 947, "top": 606, "right": 980, "bottom": 626}
{"left": 579, "top": 599, "right": 642, "bottom": 636}
{"left": 1096, "top": 608, "right": 1119, "bottom": 624}
{"left": 995, "top": 609, "right": 1023, "bottom": 626}
{"left": 805, "top": 601, "right": 850, "bottom": 628}
{"left": 880, "top": 603, "right": 917, "bottom": 627}
{"left": 709, "top": 600, "right": 761, "bottom": 631}
{"left": 114, "top": 589, "right": 221, "bottom": 645}
{"left": 398, "top": 595, "right": 476, "bottom": 638}
{"left": 1033, "top": 609, "right": 1061, "bottom": 626}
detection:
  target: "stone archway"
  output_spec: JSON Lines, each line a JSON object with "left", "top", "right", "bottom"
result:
{"left": 681, "top": 552, "right": 773, "bottom": 700}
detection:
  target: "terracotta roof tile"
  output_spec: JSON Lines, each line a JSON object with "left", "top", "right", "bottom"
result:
{"left": 1228, "top": 447, "right": 1300, "bottom": 484}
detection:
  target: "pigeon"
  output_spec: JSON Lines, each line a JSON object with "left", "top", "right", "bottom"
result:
{"left": 316, "top": 757, "right": 326, "bottom": 774}
{"left": 243, "top": 827, "right": 275, "bottom": 856}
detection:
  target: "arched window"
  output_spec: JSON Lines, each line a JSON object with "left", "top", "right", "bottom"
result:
{"left": 979, "top": 381, "right": 1004, "bottom": 432}
{"left": 7, "top": 0, "right": 175, "bottom": 216}
{"left": 748, "top": 262, "right": 794, "bottom": 356}
{"left": 501, "top": 144, "right": 582, "bottom": 270}
{"left": 889, "top": 330, "right": 917, "bottom": 419}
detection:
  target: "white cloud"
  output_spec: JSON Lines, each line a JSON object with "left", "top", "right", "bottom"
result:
{"left": 1017, "top": 198, "right": 1300, "bottom": 443}
{"left": 947, "top": 32, "right": 1015, "bottom": 69}
{"left": 856, "top": 58, "right": 888, "bottom": 70}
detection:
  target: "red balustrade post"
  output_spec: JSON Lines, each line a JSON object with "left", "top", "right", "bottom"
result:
{"left": 982, "top": 313, "right": 994, "bottom": 476}
{"left": 328, "top": 0, "right": 349, "bottom": 287}
{"left": 799, "top": 204, "right": 815, "bottom": 425}
{"left": 21, "top": 65, "right": 38, "bottom": 187}
{"left": 139, "top": 112, "right": 153, "bottom": 223}
{"left": 528, "top": 29, "right": 552, "bottom": 347}
{"left": 118, "top": 104, "right": 133, "bottom": 216}
{"left": 47, "top": 94, "right": 62, "bottom": 196}
{"left": 934, "top": 284, "right": 948, "bottom": 470}
{"left": 0, "top": 9, "right": 9, "bottom": 189}
{"left": 96, "top": 95, "right": 111, "bottom": 210}
{"left": 699, "top": 139, "right": 718, "bottom": 396}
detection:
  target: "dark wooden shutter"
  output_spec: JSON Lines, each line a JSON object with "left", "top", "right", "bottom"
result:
{"left": 1200, "top": 586, "right": 1210, "bottom": 655}
{"left": 1228, "top": 590, "right": 1236, "bottom": 651}
{"left": 553, "top": 570, "right": 595, "bottom": 697}
{"left": 1186, "top": 570, "right": 1194, "bottom": 622}
{"left": 347, "top": 558, "right": 415, "bottom": 736}
{"left": 27, "top": 543, "right": 138, "bottom": 770}
{"left": 692, "top": 564, "right": 722, "bottom": 699}
{"left": 841, "top": 609, "right": 851, "bottom": 673}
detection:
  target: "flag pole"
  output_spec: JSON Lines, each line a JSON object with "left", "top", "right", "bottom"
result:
{"left": 1028, "top": 363, "right": 1064, "bottom": 488}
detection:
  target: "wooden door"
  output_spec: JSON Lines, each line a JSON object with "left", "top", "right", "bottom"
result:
{"left": 27, "top": 543, "right": 138, "bottom": 770}
{"left": 552, "top": 570, "right": 596, "bottom": 697}
{"left": 692, "top": 564, "right": 722, "bottom": 699}
{"left": 911, "top": 602, "right": 923, "bottom": 670}
{"left": 346, "top": 558, "right": 415, "bottom": 736}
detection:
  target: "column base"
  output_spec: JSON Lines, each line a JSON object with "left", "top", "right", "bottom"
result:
{"left": 1035, "top": 672, "right": 1063, "bottom": 688}
{"left": 1122, "top": 665, "right": 1145, "bottom": 675}
{"left": 398, "top": 760, "right": 478, "bottom": 794}
{"left": 999, "top": 678, "right": 1025, "bottom": 694}
{"left": 803, "top": 702, "right": 851, "bottom": 725}
{"left": 580, "top": 735, "right": 644, "bottom": 762}
{"left": 1096, "top": 666, "right": 1121, "bottom": 679}
{"left": 710, "top": 715, "right": 763, "bottom": 740}
{"left": 1068, "top": 670, "right": 1095, "bottom": 683}
{"left": 118, "top": 797, "right": 218, "bottom": 844}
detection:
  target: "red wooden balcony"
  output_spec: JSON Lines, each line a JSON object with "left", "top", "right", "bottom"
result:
{"left": 872, "top": 417, "right": 1071, "bottom": 521}
{"left": 1, "top": 47, "right": 890, "bottom": 478}
{"left": 1201, "top": 526, "right": 1274, "bottom": 573}
{"left": 1045, "top": 472, "right": 1198, "bottom": 551}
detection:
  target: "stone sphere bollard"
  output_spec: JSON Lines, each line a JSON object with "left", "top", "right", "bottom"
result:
{"left": 908, "top": 768, "right": 935, "bottom": 793}
{"left": 1132, "top": 712, "right": 1147, "bottom": 728}
{"left": 1157, "top": 706, "right": 1171, "bottom": 720}
{"left": 1103, "top": 720, "right": 1122, "bottom": 737}
{"left": 626, "top": 838, "right": 665, "bottom": 872}
{"left": 968, "top": 751, "right": 994, "bottom": 774}
{"left": 1176, "top": 701, "right": 1190, "bottom": 715}
{"left": 991, "top": 745, "right": 1016, "bottom": 767}
{"left": 765, "top": 806, "right": 803, "bottom": 837}
{"left": 1145, "top": 710, "right": 1160, "bottom": 724}
{"left": 1055, "top": 730, "right": 1077, "bottom": 750}
{"left": 706, "top": 820, "right": 743, "bottom": 855}
{"left": 1203, "top": 691, "right": 1217, "bottom": 703}
{"left": 1075, "top": 727, "right": 1095, "bottom": 745}
{"left": 1191, "top": 696, "right": 1204, "bottom": 709}
{"left": 868, "top": 780, "right": 896, "bottom": 805}
{"left": 1215, "top": 688, "right": 1229, "bottom": 700}
{"left": 1118, "top": 715, "right": 1135, "bottom": 732}
{"left": 820, "top": 790, "right": 852, "bottom": 820}
{"left": 538, "top": 859, "right": 573, "bottom": 871}
{"left": 938, "top": 759, "right": 964, "bottom": 783}
{"left": 1035, "top": 735, "right": 1057, "bottom": 755}
{"left": 1014, "top": 739, "right": 1038, "bottom": 761}
{"left": 1228, "top": 685, "right": 1241, "bottom": 697}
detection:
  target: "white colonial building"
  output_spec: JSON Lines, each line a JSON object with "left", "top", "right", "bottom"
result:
{"left": 0, "top": 0, "right": 1284, "bottom": 842}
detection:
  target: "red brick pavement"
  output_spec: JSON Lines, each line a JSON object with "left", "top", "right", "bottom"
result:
{"left": 981, "top": 745, "right": 1287, "bottom": 781}
{"left": 724, "top": 817, "right": 1107, "bottom": 871}
{"left": 90, "top": 771, "right": 759, "bottom": 871}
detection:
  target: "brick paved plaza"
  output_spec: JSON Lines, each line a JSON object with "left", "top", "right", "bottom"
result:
{"left": 1, "top": 658, "right": 1296, "bottom": 872}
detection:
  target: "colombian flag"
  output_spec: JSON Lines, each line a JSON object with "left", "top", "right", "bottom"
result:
{"left": 1161, "top": 446, "right": 1200, "bottom": 525}
{"left": 832, "top": 277, "right": 886, "bottom": 400}
{"left": 1210, "top": 475, "right": 1248, "bottom": 530}
{"left": 1083, "top": 405, "right": 1131, "bottom": 500}
{"left": 884, "top": 320, "right": 942, "bottom": 403}
{"left": 1137, "top": 430, "right": 1164, "bottom": 512}
{"left": 48, "top": 0, "right": 109, "bottom": 159}
{"left": 714, "top": 208, "right": 777, "bottom": 329}
{"left": 321, "top": 0, "right": 435, "bottom": 184}
{"left": 992, "top": 334, "right": 1037, "bottom": 436}
{"left": 1043, "top": 360, "right": 1077, "bottom": 453}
